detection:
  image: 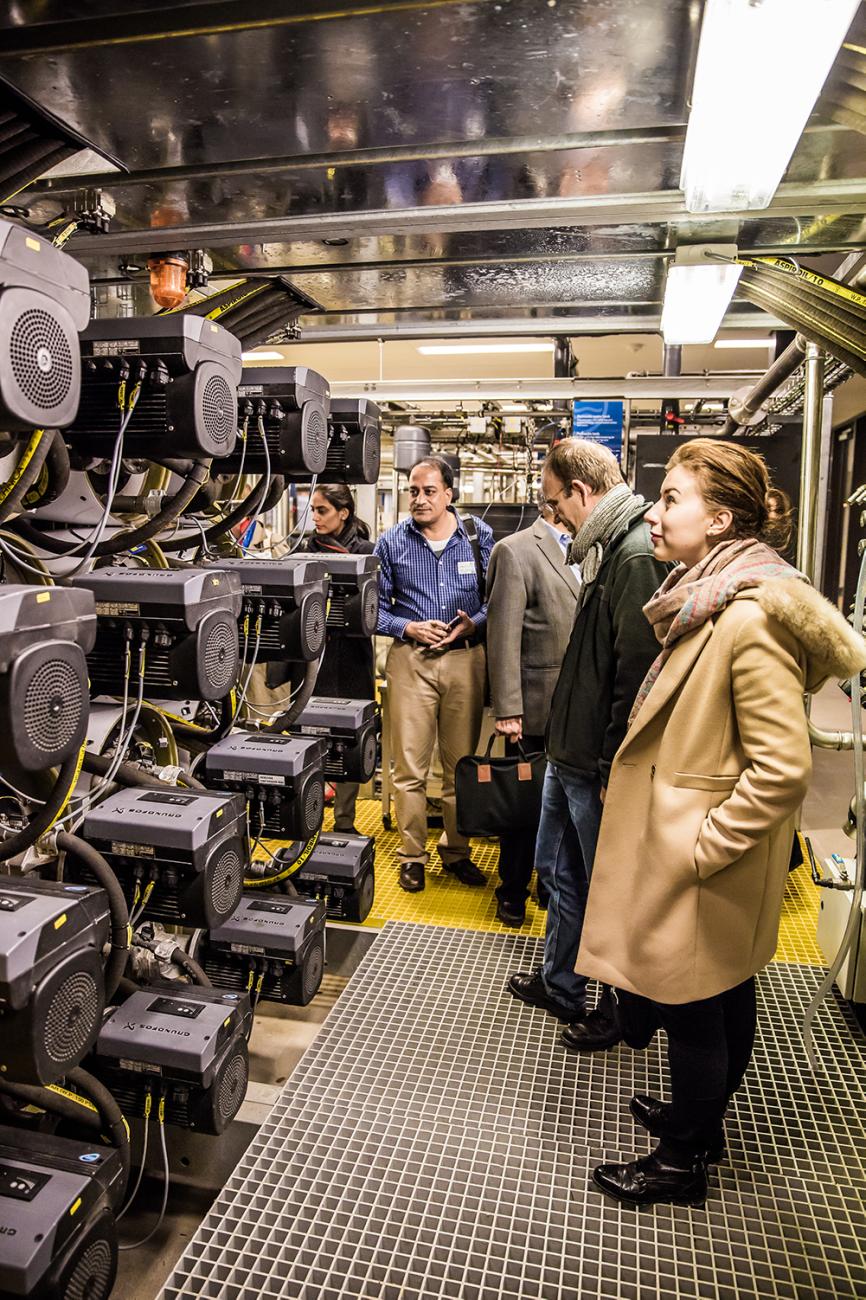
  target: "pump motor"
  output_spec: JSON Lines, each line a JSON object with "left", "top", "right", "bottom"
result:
{"left": 213, "top": 557, "right": 328, "bottom": 663}
{"left": 219, "top": 365, "right": 331, "bottom": 475}
{"left": 0, "top": 217, "right": 90, "bottom": 432}
{"left": 76, "top": 788, "right": 247, "bottom": 929}
{"left": 91, "top": 985, "right": 251, "bottom": 1134}
{"left": 290, "top": 697, "right": 379, "bottom": 784}
{"left": 0, "top": 585, "right": 95, "bottom": 772}
{"left": 205, "top": 732, "right": 326, "bottom": 839}
{"left": 65, "top": 314, "right": 241, "bottom": 460}
{"left": 73, "top": 567, "right": 242, "bottom": 702}
{"left": 0, "top": 876, "right": 109, "bottom": 1086}
{"left": 196, "top": 894, "right": 326, "bottom": 1006}
{"left": 0, "top": 1124, "right": 124, "bottom": 1300}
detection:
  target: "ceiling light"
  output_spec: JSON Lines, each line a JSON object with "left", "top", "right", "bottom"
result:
{"left": 661, "top": 246, "right": 743, "bottom": 345}
{"left": 714, "top": 338, "right": 773, "bottom": 349}
{"left": 241, "top": 350, "right": 284, "bottom": 361}
{"left": 416, "top": 342, "right": 556, "bottom": 356}
{"left": 681, "top": 0, "right": 860, "bottom": 212}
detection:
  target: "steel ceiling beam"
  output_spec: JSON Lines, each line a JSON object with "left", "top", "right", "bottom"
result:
{"left": 71, "top": 179, "right": 866, "bottom": 257}
{"left": 86, "top": 241, "right": 866, "bottom": 287}
{"left": 0, "top": 0, "right": 483, "bottom": 56}
{"left": 27, "top": 125, "right": 689, "bottom": 196}
{"left": 282, "top": 311, "right": 787, "bottom": 341}
{"left": 325, "top": 376, "right": 757, "bottom": 401}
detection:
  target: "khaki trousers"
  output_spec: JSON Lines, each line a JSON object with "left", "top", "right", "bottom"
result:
{"left": 386, "top": 640, "right": 486, "bottom": 865}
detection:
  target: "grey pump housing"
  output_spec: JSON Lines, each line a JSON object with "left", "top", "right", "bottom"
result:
{"left": 92, "top": 984, "right": 252, "bottom": 1134}
{"left": 73, "top": 566, "right": 242, "bottom": 701}
{"left": 293, "top": 832, "right": 376, "bottom": 923}
{"left": 0, "top": 875, "right": 109, "bottom": 1085}
{"left": 290, "top": 696, "right": 380, "bottom": 784}
{"left": 0, "top": 1124, "right": 124, "bottom": 1300}
{"left": 77, "top": 788, "right": 247, "bottom": 929}
{"left": 197, "top": 893, "right": 326, "bottom": 1006}
{"left": 213, "top": 557, "right": 328, "bottom": 663}
{"left": 68, "top": 314, "right": 242, "bottom": 460}
{"left": 220, "top": 365, "right": 331, "bottom": 475}
{"left": 205, "top": 730, "right": 327, "bottom": 839}
{"left": 0, "top": 217, "right": 90, "bottom": 431}
{"left": 0, "top": 584, "right": 95, "bottom": 770}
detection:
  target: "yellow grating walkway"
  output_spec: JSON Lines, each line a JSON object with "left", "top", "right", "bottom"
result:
{"left": 262, "top": 797, "right": 823, "bottom": 963}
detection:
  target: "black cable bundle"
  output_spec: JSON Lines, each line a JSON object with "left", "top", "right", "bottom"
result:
{"left": 735, "top": 256, "right": 866, "bottom": 377}
{"left": 169, "top": 277, "right": 321, "bottom": 350}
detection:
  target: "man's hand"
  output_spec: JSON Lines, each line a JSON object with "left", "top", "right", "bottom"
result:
{"left": 405, "top": 619, "right": 450, "bottom": 646}
{"left": 495, "top": 716, "right": 523, "bottom": 739}
{"left": 434, "top": 609, "right": 475, "bottom": 647}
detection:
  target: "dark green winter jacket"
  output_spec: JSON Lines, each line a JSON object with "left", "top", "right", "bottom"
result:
{"left": 545, "top": 505, "right": 669, "bottom": 785}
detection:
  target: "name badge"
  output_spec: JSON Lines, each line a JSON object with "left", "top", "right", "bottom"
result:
{"left": 457, "top": 560, "right": 476, "bottom": 575}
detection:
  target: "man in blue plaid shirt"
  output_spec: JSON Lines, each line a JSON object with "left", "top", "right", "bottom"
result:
{"left": 375, "top": 457, "right": 493, "bottom": 893}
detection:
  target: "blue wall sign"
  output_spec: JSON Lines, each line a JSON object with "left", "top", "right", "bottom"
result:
{"left": 571, "top": 400, "right": 624, "bottom": 461}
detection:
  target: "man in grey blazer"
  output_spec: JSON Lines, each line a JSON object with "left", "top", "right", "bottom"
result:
{"left": 486, "top": 502, "right": 580, "bottom": 925}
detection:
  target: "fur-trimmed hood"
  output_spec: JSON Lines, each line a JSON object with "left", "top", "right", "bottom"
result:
{"left": 754, "top": 576, "right": 866, "bottom": 689}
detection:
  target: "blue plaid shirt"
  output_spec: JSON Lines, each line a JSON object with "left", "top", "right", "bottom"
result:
{"left": 374, "top": 510, "right": 494, "bottom": 640}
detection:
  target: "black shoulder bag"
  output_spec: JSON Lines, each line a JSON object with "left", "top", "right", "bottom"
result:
{"left": 455, "top": 734, "right": 546, "bottom": 837}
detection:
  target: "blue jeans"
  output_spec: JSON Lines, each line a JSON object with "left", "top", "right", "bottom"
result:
{"left": 535, "top": 762, "right": 603, "bottom": 1011}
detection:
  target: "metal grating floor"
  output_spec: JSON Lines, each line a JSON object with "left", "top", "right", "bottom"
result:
{"left": 260, "top": 799, "right": 823, "bottom": 961}
{"left": 161, "top": 924, "right": 866, "bottom": 1300}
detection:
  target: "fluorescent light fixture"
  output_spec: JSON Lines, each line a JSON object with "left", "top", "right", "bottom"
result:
{"left": 661, "top": 246, "right": 743, "bottom": 345}
{"left": 714, "top": 338, "right": 773, "bottom": 349}
{"left": 416, "top": 342, "right": 555, "bottom": 356}
{"left": 681, "top": 0, "right": 860, "bottom": 212}
{"left": 241, "top": 350, "right": 284, "bottom": 361}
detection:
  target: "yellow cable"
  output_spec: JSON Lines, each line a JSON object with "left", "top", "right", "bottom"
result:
{"left": 0, "top": 429, "right": 46, "bottom": 506}
{"left": 244, "top": 828, "right": 321, "bottom": 888}
{"left": 46, "top": 743, "right": 86, "bottom": 832}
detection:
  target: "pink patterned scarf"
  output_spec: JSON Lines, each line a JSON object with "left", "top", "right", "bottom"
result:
{"left": 628, "top": 538, "right": 803, "bottom": 725}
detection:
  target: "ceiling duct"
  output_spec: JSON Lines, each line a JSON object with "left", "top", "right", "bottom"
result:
{"left": 169, "top": 276, "right": 322, "bottom": 350}
{"left": 0, "top": 74, "right": 123, "bottom": 205}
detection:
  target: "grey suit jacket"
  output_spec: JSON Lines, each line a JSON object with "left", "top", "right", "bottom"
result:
{"left": 485, "top": 516, "right": 581, "bottom": 737}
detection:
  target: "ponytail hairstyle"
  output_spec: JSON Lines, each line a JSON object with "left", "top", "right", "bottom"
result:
{"left": 666, "top": 438, "right": 794, "bottom": 552}
{"left": 312, "top": 483, "right": 371, "bottom": 541}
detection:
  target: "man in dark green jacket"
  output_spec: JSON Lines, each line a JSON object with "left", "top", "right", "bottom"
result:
{"left": 508, "top": 438, "right": 668, "bottom": 1051}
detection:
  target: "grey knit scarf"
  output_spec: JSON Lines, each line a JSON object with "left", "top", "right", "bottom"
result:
{"left": 568, "top": 482, "right": 646, "bottom": 589}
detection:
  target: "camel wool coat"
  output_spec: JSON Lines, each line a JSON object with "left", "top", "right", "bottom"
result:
{"left": 576, "top": 577, "right": 866, "bottom": 1004}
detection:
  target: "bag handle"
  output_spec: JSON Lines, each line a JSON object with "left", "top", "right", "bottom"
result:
{"left": 483, "top": 733, "right": 528, "bottom": 759}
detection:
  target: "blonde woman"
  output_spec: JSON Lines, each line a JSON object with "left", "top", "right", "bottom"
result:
{"left": 577, "top": 438, "right": 866, "bottom": 1207}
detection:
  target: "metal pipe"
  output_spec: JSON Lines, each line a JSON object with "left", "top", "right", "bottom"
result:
{"left": 662, "top": 344, "right": 682, "bottom": 377}
{"left": 807, "top": 720, "right": 856, "bottom": 750}
{"left": 797, "top": 343, "right": 826, "bottom": 581}
{"left": 723, "top": 334, "right": 808, "bottom": 434}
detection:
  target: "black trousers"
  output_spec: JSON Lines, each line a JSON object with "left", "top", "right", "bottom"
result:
{"left": 495, "top": 733, "right": 545, "bottom": 907}
{"left": 618, "top": 977, "right": 757, "bottom": 1161}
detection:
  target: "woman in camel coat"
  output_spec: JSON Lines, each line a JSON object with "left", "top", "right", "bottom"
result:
{"left": 577, "top": 438, "right": 866, "bottom": 1209}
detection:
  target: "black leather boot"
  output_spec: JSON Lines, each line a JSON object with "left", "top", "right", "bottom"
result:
{"left": 593, "top": 1151, "right": 708, "bottom": 1207}
{"left": 630, "top": 1094, "right": 726, "bottom": 1165}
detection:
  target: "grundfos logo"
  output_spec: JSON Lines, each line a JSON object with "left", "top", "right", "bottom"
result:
{"left": 0, "top": 1226, "right": 17, "bottom": 1236}
{"left": 125, "top": 1022, "right": 190, "bottom": 1037}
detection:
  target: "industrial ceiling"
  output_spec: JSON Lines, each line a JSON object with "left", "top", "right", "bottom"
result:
{"left": 2, "top": 0, "right": 865, "bottom": 340}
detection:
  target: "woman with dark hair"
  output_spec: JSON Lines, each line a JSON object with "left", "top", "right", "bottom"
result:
{"left": 306, "top": 484, "right": 375, "bottom": 833}
{"left": 576, "top": 438, "right": 866, "bottom": 1208}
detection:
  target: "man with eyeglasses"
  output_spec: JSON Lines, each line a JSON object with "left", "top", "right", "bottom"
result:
{"left": 375, "top": 456, "right": 494, "bottom": 893}
{"left": 508, "top": 438, "right": 667, "bottom": 1052}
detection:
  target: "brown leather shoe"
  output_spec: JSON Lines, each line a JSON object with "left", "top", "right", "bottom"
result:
{"left": 399, "top": 861, "right": 425, "bottom": 892}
